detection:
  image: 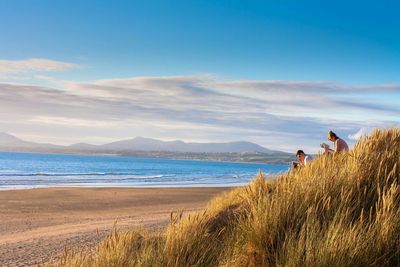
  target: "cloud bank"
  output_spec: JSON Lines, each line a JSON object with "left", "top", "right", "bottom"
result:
{"left": 0, "top": 75, "right": 398, "bottom": 152}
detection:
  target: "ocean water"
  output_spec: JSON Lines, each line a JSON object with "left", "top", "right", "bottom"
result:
{"left": 0, "top": 152, "right": 289, "bottom": 190}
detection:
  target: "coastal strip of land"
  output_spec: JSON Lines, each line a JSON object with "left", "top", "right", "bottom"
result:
{"left": 0, "top": 187, "right": 231, "bottom": 266}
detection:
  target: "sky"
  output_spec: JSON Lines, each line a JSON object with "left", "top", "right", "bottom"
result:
{"left": 0, "top": 0, "right": 399, "bottom": 153}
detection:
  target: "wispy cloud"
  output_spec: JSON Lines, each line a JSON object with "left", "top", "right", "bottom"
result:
{"left": 0, "top": 75, "right": 398, "bottom": 152}
{"left": 348, "top": 127, "right": 373, "bottom": 141}
{"left": 0, "top": 58, "right": 78, "bottom": 74}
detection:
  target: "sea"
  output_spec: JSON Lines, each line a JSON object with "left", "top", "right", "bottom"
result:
{"left": 0, "top": 152, "right": 289, "bottom": 190}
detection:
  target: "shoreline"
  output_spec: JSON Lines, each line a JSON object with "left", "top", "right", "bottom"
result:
{"left": 0, "top": 186, "right": 231, "bottom": 266}
{"left": 0, "top": 150, "right": 293, "bottom": 165}
{"left": 0, "top": 184, "right": 245, "bottom": 191}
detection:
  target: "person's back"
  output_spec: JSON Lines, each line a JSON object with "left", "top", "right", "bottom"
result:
{"left": 335, "top": 138, "right": 349, "bottom": 153}
{"left": 304, "top": 154, "right": 313, "bottom": 165}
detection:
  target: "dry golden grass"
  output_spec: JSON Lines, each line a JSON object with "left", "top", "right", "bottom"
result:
{"left": 56, "top": 128, "right": 400, "bottom": 267}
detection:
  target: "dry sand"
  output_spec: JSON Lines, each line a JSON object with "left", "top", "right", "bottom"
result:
{"left": 0, "top": 187, "right": 231, "bottom": 266}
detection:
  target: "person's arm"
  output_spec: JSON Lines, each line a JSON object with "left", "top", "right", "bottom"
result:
{"left": 326, "top": 139, "right": 342, "bottom": 154}
{"left": 324, "top": 147, "right": 335, "bottom": 154}
{"left": 292, "top": 161, "right": 300, "bottom": 170}
{"left": 321, "top": 142, "right": 334, "bottom": 154}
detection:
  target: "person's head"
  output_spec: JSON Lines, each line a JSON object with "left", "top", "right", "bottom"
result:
{"left": 328, "top": 130, "right": 339, "bottom": 142}
{"left": 296, "top": 150, "right": 306, "bottom": 162}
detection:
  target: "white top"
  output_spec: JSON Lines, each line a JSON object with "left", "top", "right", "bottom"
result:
{"left": 304, "top": 155, "right": 313, "bottom": 166}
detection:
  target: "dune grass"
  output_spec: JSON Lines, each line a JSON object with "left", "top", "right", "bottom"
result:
{"left": 56, "top": 128, "right": 400, "bottom": 267}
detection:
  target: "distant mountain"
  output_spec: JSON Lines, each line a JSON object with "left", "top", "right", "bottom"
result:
{"left": 0, "top": 132, "right": 287, "bottom": 155}
{"left": 67, "top": 142, "right": 100, "bottom": 150}
{"left": 0, "top": 132, "right": 32, "bottom": 147}
{"left": 99, "top": 137, "right": 277, "bottom": 153}
{"left": 0, "top": 132, "right": 62, "bottom": 150}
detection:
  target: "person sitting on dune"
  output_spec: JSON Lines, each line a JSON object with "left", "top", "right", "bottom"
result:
{"left": 292, "top": 150, "right": 313, "bottom": 169}
{"left": 321, "top": 130, "right": 349, "bottom": 154}
{"left": 296, "top": 150, "right": 313, "bottom": 167}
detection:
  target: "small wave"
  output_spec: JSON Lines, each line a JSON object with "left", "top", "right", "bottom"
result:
{"left": 0, "top": 172, "right": 132, "bottom": 177}
{"left": 129, "top": 174, "right": 166, "bottom": 179}
{"left": 0, "top": 173, "right": 174, "bottom": 179}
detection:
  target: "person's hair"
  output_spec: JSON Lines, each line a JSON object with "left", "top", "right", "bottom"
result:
{"left": 296, "top": 150, "right": 305, "bottom": 156}
{"left": 328, "top": 130, "right": 339, "bottom": 140}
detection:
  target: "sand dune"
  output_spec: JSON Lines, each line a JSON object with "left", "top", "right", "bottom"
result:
{"left": 0, "top": 187, "right": 230, "bottom": 266}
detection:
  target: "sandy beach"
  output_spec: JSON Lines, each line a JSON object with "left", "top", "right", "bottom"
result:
{"left": 0, "top": 187, "right": 231, "bottom": 266}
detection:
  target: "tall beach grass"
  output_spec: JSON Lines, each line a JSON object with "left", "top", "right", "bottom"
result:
{"left": 56, "top": 127, "right": 400, "bottom": 267}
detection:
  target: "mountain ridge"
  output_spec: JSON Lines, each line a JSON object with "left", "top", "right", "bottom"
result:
{"left": 0, "top": 132, "right": 286, "bottom": 154}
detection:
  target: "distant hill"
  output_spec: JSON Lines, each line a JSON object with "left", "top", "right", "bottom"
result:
{"left": 0, "top": 132, "right": 33, "bottom": 147}
{"left": 0, "top": 132, "right": 293, "bottom": 163}
{"left": 67, "top": 142, "right": 100, "bottom": 150}
{"left": 0, "top": 132, "right": 63, "bottom": 150}
{"left": 0, "top": 133, "right": 283, "bottom": 154}
{"left": 99, "top": 137, "right": 278, "bottom": 154}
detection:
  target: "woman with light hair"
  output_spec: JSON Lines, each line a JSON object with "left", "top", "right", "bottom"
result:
{"left": 321, "top": 130, "right": 349, "bottom": 154}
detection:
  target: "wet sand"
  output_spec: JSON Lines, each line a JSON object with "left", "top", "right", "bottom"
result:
{"left": 0, "top": 187, "right": 231, "bottom": 266}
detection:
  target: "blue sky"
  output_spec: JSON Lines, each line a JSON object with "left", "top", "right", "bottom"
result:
{"left": 0, "top": 0, "right": 399, "bottom": 152}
